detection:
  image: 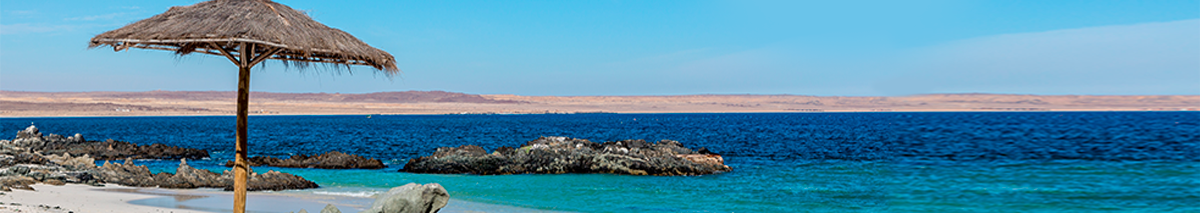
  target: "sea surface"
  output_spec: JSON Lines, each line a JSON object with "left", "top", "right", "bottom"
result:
{"left": 3, "top": 112, "right": 1198, "bottom": 212}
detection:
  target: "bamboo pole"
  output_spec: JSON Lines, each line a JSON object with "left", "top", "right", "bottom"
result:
{"left": 233, "top": 43, "right": 250, "bottom": 213}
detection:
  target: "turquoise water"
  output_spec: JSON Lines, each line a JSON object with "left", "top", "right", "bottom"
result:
{"left": 7, "top": 112, "right": 1199, "bottom": 212}
{"left": 223, "top": 161, "right": 1196, "bottom": 212}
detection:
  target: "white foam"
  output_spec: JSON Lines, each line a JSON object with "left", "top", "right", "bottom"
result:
{"left": 313, "top": 191, "right": 381, "bottom": 198}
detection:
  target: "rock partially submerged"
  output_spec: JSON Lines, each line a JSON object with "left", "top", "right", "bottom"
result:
{"left": 95, "top": 158, "right": 318, "bottom": 191}
{"left": 4, "top": 125, "right": 208, "bottom": 160}
{"left": 316, "top": 183, "right": 448, "bottom": 213}
{"left": 223, "top": 151, "right": 385, "bottom": 169}
{"left": 402, "top": 136, "right": 731, "bottom": 175}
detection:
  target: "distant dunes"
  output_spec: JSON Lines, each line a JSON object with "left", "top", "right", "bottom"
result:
{"left": 0, "top": 90, "right": 519, "bottom": 104}
{"left": 1, "top": 90, "right": 1196, "bottom": 117}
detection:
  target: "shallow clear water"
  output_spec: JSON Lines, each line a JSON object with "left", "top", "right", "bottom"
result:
{"left": 4, "top": 112, "right": 1198, "bottom": 212}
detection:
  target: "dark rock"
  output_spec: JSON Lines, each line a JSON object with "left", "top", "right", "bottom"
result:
{"left": 223, "top": 151, "right": 385, "bottom": 169}
{"left": 93, "top": 158, "right": 317, "bottom": 191}
{"left": 39, "top": 139, "right": 209, "bottom": 160}
{"left": 94, "top": 158, "right": 158, "bottom": 187}
{"left": 6, "top": 125, "right": 208, "bottom": 160}
{"left": 402, "top": 137, "right": 732, "bottom": 176}
{"left": 361, "top": 183, "right": 449, "bottom": 213}
{"left": 228, "top": 169, "right": 319, "bottom": 191}
{"left": 13, "top": 152, "right": 49, "bottom": 165}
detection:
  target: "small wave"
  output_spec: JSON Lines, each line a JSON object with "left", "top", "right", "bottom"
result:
{"left": 313, "top": 191, "right": 381, "bottom": 198}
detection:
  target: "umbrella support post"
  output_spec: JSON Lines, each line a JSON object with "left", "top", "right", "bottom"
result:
{"left": 233, "top": 62, "right": 251, "bottom": 213}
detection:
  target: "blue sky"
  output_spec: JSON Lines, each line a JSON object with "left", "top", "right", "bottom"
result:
{"left": 1, "top": 0, "right": 1197, "bottom": 96}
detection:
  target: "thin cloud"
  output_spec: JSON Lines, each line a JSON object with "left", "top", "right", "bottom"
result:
{"left": 8, "top": 10, "right": 37, "bottom": 15}
{"left": 64, "top": 12, "right": 130, "bottom": 21}
{"left": 0, "top": 23, "right": 74, "bottom": 34}
{"left": 874, "top": 19, "right": 1200, "bottom": 95}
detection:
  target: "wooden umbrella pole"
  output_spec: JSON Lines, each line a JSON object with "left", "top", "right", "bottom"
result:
{"left": 233, "top": 43, "right": 251, "bottom": 213}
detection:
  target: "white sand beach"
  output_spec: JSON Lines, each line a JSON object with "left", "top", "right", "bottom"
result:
{"left": 0, "top": 184, "right": 568, "bottom": 213}
{"left": 1, "top": 184, "right": 209, "bottom": 213}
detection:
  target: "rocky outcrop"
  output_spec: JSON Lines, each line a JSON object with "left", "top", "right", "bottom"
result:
{"left": 95, "top": 158, "right": 318, "bottom": 191}
{"left": 2, "top": 125, "right": 316, "bottom": 191}
{"left": 3, "top": 125, "right": 209, "bottom": 160}
{"left": 0, "top": 157, "right": 103, "bottom": 191}
{"left": 223, "top": 151, "right": 385, "bottom": 169}
{"left": 402, "top": 137, "right": 731, "bottom": 176}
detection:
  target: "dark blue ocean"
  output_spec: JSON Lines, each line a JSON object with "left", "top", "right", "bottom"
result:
{"left": 3, "top": 112, "right": 1198, "bottom": 212}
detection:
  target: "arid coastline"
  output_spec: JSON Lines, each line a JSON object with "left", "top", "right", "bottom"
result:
{"left": 1, "top": 90, "right": 1196, "bottom": 117}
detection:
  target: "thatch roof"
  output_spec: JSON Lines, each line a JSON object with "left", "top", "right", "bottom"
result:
{"left": 89, "top": 0, "right": 397, "bottom": 72}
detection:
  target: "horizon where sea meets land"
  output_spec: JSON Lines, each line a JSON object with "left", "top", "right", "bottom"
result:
{"left": 1, "top": 112, "right": 1197, "bottom": 212}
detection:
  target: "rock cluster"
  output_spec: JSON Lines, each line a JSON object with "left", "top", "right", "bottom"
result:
{"left": 6, "top": 125, "right": 208, "bottom": 160}
{"left": 2, "top": 125, "right": 317, "bottom": 192}
{"left": 98, "top": 158, "right": 318, "bottom": 191}
{"left": 402, "top": 136, "right": 731, "bottom": 175}
{"left": 1, "top": 143, "right": 104, "bottom": 191}
{"left": 223, "top": 151, "right": 386, "bottom": 169}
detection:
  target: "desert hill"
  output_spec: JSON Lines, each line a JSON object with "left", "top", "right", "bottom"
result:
{"left": 1, "top": 90, "right": 1196, "bottom": 117}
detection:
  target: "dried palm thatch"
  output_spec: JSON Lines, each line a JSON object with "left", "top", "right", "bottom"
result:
{"left": 89, "top": 0, "right": 397, "bottom": 73}
{"left": 89, "top": 1, "right": 397, "bottom": 213}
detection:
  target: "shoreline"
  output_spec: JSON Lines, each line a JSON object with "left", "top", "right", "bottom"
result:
{"left": 0, "top": 183, "right": 570, "bottom": 213}
{"left": 1, "top": 108, "right": 1196, "bottom": 118}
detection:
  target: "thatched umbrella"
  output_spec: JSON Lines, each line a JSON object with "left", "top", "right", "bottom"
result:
{"left": 89, "top": 0, "right": 396, "bottom": 212}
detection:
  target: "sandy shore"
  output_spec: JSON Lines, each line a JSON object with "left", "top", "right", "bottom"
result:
{"left": 1, "top": 184, "right": 208, "bottom": 213}
{"left": 0, "top": 184, "right": 568, "bottom": 213}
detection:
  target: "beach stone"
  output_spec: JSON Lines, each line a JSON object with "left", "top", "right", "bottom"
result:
{"left": 361, "top": 183, "right": 449, "bottom": 213}
{"left": 402, "top": 137, "right": 732, "bottom": 175}
{"left": 223, "top": 151, "right": 386, "bottom": 169}
{"left": 321, "top": 204, "right": 342, "bottom": 213}
{"left": 0, "top": 176, "right": 37, "bottom": 191}
{"left": 43, "top": 179, "right": 65, "bottom": 185}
